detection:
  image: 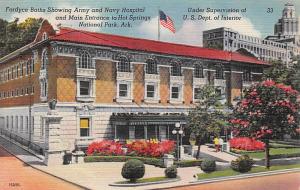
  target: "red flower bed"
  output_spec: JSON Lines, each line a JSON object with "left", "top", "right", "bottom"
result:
{"left": 229, "top": 137, "right": 265, "bottom": 151}
{"left": 86, "top": 140, "right": 175, "bottom": 158}
{"left": 126, "top": 140, "right": 175, "bottom": 158}
{"left": 86, "top": 140, "right": 124, "bottom": 156}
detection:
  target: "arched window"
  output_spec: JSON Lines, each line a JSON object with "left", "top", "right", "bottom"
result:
{"left": 171, "top": 62, "right": 181, "bottom": 76}
{"left": 79, "top": 51, "right": 92, "bottom": 69}
{"left": 41, "top": 49, "right": 48, "bottom": 70}
{"left": 117, "top": 56, "right": 131, "bottom": 72}
{"left": 194, "top": 64, "right": 204, "bottom": 78}
{"left": 146, "top": 59, "right": 157, "bottom": 74}
{"left": 42, "top": 32, "right": 48, "bottom": 40}
{"left": 215, "top": 66, "right": 224, "bottom": 79}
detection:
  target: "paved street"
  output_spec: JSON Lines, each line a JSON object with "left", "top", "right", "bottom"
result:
{"left": 166, "top": 172, "right": 300, "bottom": 190}
{"left": 0, "top": 146, "right": 83, "bottom": 190}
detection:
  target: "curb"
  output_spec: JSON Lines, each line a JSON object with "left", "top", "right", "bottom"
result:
{"left": 109, "top": 178, "right": 180, "bottom": 187}
{"left": 190, "top": 168, "right": 300, "bottom": 185}
{"left": 0, "top": 137, "right": 91, "bottom": 190}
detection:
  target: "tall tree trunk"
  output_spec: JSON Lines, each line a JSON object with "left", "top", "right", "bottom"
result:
{"left": 265, "top": 139, "right": 270, "bottom": 169}
{"left": 196, "top": 136, "right": 201, "bottom": 159}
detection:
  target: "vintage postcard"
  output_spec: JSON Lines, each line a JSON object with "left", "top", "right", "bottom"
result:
{"left": 0, "top": 0, "right": 299, "bottom": 189}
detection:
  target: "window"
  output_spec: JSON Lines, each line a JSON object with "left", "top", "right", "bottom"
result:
{"left": 194, "top": 88, "right": 201, "bottom": 99}
{"left": 20, "top": 63, "right": 23, "bottom": 76}
{"left": 41, "top": 50, "right": 48, "bottom": 70}
{"left": 11, "top": 67, "right": 14, "bottom": 79}
{"left": 16, "top": 65, "right": 19, "bottom": 77}
{"left": 79, "top": 51, "right": 92, "bottom": 69}
{"left": 171, "top": 62, "right": 181, "bottom": 76}
{"left": 41, "top": 80, "right": 48, "bottom": 97}
{"left": 15, "top": 116, "right": 18, "bottom": 132}
{"left": 119, "top": 83, "right": 128, "bottom": 97}
{"left": 116, "top": 125, "right": 129, "bottom": 140}
{"left": 243, "top": 68, "right": 251, "bottom": 82}
{"left": 194, "top": 64, "right": 204, "bottom": 78}
{"left": 117, "top": 56, "right": 131, "bottom": 72}
{"left": 80, "top": 118, "right": 90, "bottom": 137}
{"left": 79, "top": 81, "right": 90, "bottom": 96}
{"left": 20, "top": 116, "right": 23, "bottom": 133}
{"left": 25, "top": 116, "right": 28, "bottom": 133}
{"left": 146, "top": 84, "right": 155, "bottom": 98}
{"left": 171, "top": 86, "right": 180, "bottom": 99}
{"left": 26, "top": 61, "right": 30, "bottom": 75}
{"left": 42, "top": 32, "right": 48, "bottom": 40}
{"left": 146, "top": 59, "right": 157, "bottom": 74}
{"left": 215, "top": 66, "right": 224, "bottom": 79}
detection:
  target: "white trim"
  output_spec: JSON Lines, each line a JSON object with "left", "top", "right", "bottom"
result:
{"left": 169, "top": 83, "right": 183, "bottom": 104}
{"left": 231, "top": 71, "right": 243, "bottom": 74}
{"left": 53, "top": 53, "right": 78, "bottom": 58}
{"left": 158, "top": 64, "right": 172, "bottom": 68}
{"left": 131, "top": 62, "right": 146, "bottom": 65}
{"left": 93, "top": 57, "right": 116, "bottom": 62}
{"left": 203, "top": 69, "right": 216, "bottom": 72}
{"left": 182, "top": 67, "right": 194, "bottom": 70}
{"left": 144, "top": 82, "right": 160, "bottom": 103}
{"left": 116, "top": 81, "right": 133, "bottom": 103}
{"left": 251, "top": 72, "right": 263, "bottom": 75}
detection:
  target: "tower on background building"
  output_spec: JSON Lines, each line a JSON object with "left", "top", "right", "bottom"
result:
{"left": 203, "top": 3, "right": 300, "bottom": 67}
{"left": 274, "top": 3, "right": 299, "bottom": 37}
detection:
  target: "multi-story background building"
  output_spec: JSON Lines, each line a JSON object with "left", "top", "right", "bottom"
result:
{"left": 0, "top": 20, "right": 268, "bottom": 162}
{"left": 203, "top": 3, "right": 300, "bottom": 67}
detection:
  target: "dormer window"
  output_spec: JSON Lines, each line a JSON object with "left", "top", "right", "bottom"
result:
{"left": 42, "top": 32, "right": 48, "bottom": 40}
{"left": 41, "top": 49, "right": 48, "bottom": 70}
{"left": 146, "top": 59, "right": 157, "bottom": 74}
{"left": 171, "top": 62, "right": 181, "bottom": 76}
{"left": 79, "top": 51, "right": 93, "bottom": 69}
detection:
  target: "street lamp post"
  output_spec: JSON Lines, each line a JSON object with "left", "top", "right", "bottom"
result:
{"left": 172, "top": 122, "right": 183, "bottom": 161}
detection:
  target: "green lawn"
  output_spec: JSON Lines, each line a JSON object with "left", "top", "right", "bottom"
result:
{"left": 238, "top": 148, "right": 300, "bottom": 159}
{"left": 197, "top": 164, "right": 300, "bottom": 180}
{"left": 116, "top": 177, "right": 171, "bottom": 184}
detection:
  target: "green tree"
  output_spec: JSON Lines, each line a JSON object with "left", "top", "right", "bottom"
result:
{"left": 188, "top": 85, "right": 225, "bottom": 159}
{"left": 230, "top": 80, "right": 299, "bottom": 168}
{"left": 263, "top": 60, "right": 290, "bottom": 84}
{"left": 0, "top": 17, "right": 43, "bottom": 58}
{"left": 287, "top": 58, "right": 300, "bottom": 92}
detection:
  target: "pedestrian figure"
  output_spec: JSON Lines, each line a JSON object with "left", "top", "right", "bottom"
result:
{"left": 213, "top": 136, "right": 220, "bottom": 152}
{"left": 219, "top": 137, "right": 224, "bottom": 152}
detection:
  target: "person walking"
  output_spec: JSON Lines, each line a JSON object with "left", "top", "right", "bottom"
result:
{"left": 219, "top": 137, "right": 224, "bottom": 152}
{"left": 213, "top": 137, "right": 220, "bottom": 152}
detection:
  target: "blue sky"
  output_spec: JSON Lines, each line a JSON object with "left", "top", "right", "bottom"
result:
{"left": 1, "top": 0, "right": 299, "bottom": 46}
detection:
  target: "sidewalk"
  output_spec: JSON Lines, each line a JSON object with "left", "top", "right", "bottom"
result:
{"left": 0, "top": 136, "right": 202, "bottom": 190}
{"left": 195, "top": 145, "right": 238, "bottom": 163}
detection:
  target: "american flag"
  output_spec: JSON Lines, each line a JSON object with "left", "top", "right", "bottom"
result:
{"left": 159, "top": 10, "right": 176, "bottom": 33}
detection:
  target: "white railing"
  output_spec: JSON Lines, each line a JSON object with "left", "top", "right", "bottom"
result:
{"left": 75, "top": 137, "right": 95, "bottom": 148}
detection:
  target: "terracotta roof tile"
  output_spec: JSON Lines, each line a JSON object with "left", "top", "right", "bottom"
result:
{"left": 50, "top": 27, "right": 268, "bottom": 65}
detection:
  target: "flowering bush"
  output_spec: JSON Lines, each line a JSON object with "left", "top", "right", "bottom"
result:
{"left": 86, "top": 140, "right": 123, "bottom": 156}
{"left": 86, "top": 140, "right": 175, "bottom": 158}
{"left": 126, "top": 140, "right": 175, "bottom": 158}
{"left": 229, "top": 137, "right": 265, "bottom": 151}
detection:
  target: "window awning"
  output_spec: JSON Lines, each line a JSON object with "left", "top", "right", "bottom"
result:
{"left": 110, "top": 113, "right": 187, "bottom": 126}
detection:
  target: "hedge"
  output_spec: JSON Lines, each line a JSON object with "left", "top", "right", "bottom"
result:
{"left": 270, "top": 153, "right": 300, "bottom": 159}
{"left": 84, "top": 156, "right": 164, "bottom": 167}
{"left": 174, "top": 160, "right": 202, "bottom": 167}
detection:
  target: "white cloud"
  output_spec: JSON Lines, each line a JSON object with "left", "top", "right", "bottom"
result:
{"left": 138, "top": 12, "right": 261, "bottom": 46}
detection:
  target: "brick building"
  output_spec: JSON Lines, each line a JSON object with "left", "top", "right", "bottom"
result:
{"left": 0, "top": 20, "right": 268, "bottom": 158}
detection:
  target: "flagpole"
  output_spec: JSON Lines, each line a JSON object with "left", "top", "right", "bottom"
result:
{"left": 158, "top": 8, "right": 160, "bottom": 41}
